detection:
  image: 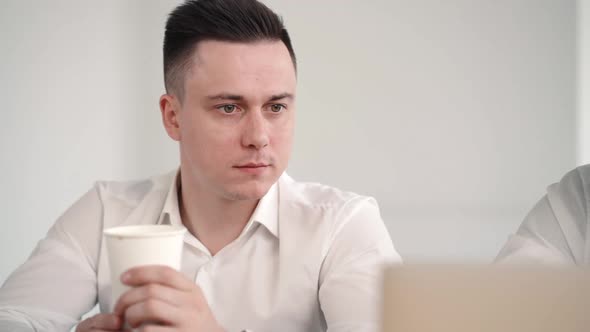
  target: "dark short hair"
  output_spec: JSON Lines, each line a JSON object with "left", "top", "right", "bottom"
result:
{"left": 163, "top": 0, "right": 297, "bottom": 101}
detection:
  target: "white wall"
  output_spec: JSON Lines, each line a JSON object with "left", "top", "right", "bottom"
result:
{"left": 0, "top": 0, "right": 576, "bottom": 283}
{"left": 580, "top": 0, "right": 590, "bottom": 164}
{"left": 0, "top": 0, "right": 181, "bottom": 283}
{"left": 272, "top": 0, "right": 576, "bottom": 261}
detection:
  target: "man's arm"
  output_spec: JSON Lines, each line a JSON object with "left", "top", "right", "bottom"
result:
{"left": 496, "top": 167, "right": 588, "bottom": 265}
{"left": 318, "top": 197, "right": 401, "bottom": 332}
{"left": 0, "top": 185, "right": 104, "bottom": 331}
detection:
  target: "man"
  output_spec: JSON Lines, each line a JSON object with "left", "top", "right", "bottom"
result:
{"left": 0, "top": 0, "right": 400, "bottom": 331}
{"left": 496, "top": 165, "right": 590, "bottom": 265}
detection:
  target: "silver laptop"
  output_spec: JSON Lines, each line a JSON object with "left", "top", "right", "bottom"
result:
{"left": 382, "top": 265, "right": 590, "bottom": 332}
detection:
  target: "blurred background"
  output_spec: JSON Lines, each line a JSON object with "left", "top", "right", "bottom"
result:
{"left": 0, "top": 0, "right": 582, "bottom": 284}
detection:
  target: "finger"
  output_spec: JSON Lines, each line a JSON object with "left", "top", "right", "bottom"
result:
{"left": 76, "top": 313, "right": 122, "bottom": 331}
{"left": 113, "top": 283, "right": 185, "bottom": 316}
{"left": 124, "top": 298, "right": 181, "bottom": 328}
{"left": 122, "top": 265, "right": 194, "bottom": 291}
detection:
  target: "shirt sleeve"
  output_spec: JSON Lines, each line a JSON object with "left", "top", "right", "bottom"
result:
{"left": 318, "top": 197, "right": 402, "bottom": 332}
{"left": 0, "top": 320, "right": 36, "bottom": 332}
{"left": 0, "top": 184, "right": 104, "bottom": 331}
{"left": 496, "top": 167, "right": 589, "bottom": 265}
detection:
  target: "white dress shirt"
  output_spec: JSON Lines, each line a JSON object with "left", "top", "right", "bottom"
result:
{"left": 496, "top": 165, "right": 590, "bottom": 265}
{"left": 0, "top": 170, "right": 400, "bottom": 332}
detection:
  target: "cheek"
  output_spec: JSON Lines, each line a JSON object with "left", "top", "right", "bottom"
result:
{"left": 270, "top": 123, "right": 294, "bottom": 155}
{"left": 180, "top": 117, "right": 237, "bottom": 166}
{"left": 182, "top": 113, "right": 236, "bottom": 147}
{"left": 194, "top": 133, "right": 238, "bottom": 166}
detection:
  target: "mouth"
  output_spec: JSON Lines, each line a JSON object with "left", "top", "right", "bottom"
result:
{"left": 233, "top": 163, "right": 271, "bottom": 174}
{"left": 235, "top": 163, "right": 270, "bottom": 168}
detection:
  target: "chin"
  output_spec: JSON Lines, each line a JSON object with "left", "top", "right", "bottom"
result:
{"left": 222, "top": 179, "right": 274, "bottom": 201}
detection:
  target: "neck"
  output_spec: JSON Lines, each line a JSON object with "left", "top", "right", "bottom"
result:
{"left": 178, "top": 172, "right": 259, "bottom": 256}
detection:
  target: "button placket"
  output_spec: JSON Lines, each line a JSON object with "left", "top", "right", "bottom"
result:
{"left": 195, "top": 259, "right": 215, "bottom": 306}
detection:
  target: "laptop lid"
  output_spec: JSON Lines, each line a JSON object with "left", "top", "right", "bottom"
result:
{"left": 382, "top": 265, "right": 590, "bottom": 332}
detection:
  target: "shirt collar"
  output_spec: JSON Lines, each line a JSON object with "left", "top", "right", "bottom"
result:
{"left": 157, "top": 169, "right": 279, "bottom": 238}
{"left": 247, "top": 181, "right": 279, "bottom": 238}
{"left": 157, "top": 169, "right": 182, "bottom": 227}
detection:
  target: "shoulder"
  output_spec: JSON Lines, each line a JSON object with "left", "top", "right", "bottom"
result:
{"left": 497, "top": 166, "right": 590, "bottom": 264}
{"left": 56, "top": 170, "right": 176, "bottom": 228}
{"left": 554, "top": 165, "right": 590, "bottom": 191}
{"left": 277, "top": 174, "right": 400, "bottom": 267}
{"left": 277, "top": 173, "right": 385, "bottom": 245}
{"left": 45, "top": 171, "right": 177, "bottom": 271}
{"left": 278, "top": 173, "right": 378, "bottom": 213}
{"left": 94, "top": 170, "right": 175, "bottom": 207}
{"left": 81, "top": 170, "right": 177, "bottom": 229}
{"left": 546, "top": 165, "right": 590, "bottom": 215}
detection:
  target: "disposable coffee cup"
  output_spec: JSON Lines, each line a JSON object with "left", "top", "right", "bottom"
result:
{"left": 103, "top": 225, "right": 186, "bottom": 312}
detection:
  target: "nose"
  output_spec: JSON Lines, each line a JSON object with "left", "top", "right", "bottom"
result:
{"left": 241, "top": 110, "right": 269, "bottom": 150}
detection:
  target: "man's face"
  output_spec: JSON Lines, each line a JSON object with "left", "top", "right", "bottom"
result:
{"left": 171, "top": 40, "right": 296, "bottom": 201}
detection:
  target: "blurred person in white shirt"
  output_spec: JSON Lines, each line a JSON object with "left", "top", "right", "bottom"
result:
{"left": 0, "top": 0, "right": 400, "bottom": 331}
{"left": 497, "top": 165, "right": 590, "bottom": 265}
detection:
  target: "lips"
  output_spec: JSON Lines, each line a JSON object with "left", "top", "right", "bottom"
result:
{"left": 235, "top": 163, "right": 269, "bottom": 168}
{"left": 233, "top": 162, "right": 270, "bottom": 175}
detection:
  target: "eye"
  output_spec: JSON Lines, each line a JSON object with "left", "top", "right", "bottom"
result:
{"left": 270, "top": 104, "right": 285, "bottom": 113}
{"left": 218, "top": 104, "right": 238, "bottom": 114}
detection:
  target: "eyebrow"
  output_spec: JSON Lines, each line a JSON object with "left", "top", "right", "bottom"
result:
{"left": 206, "top": 92, "right": 294, "bottom": 102}
{"left": 207, "top": 93, "right": 243, "bottom": 101}
{"left": 268, "top": 93, "right": 294, "bottom": 102}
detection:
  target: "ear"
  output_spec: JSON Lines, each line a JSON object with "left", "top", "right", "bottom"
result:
{"left": 159, "top": 94, "right": 181, "bottom": 142}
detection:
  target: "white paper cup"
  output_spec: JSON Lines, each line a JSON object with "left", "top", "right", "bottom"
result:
{"left": 104, "top": 225, "right": 186, "bottom": 312}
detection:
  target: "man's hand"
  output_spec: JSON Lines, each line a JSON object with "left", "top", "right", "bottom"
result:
{"left": 75, "top": 313, "right": 122, "bottom": 332}
{"left": 113, "top": 265, "right": 225, "bottom": 332}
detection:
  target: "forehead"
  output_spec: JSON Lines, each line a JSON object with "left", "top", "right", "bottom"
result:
{"left": 185, "top": 40, "right": 296, "bottom": 99}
